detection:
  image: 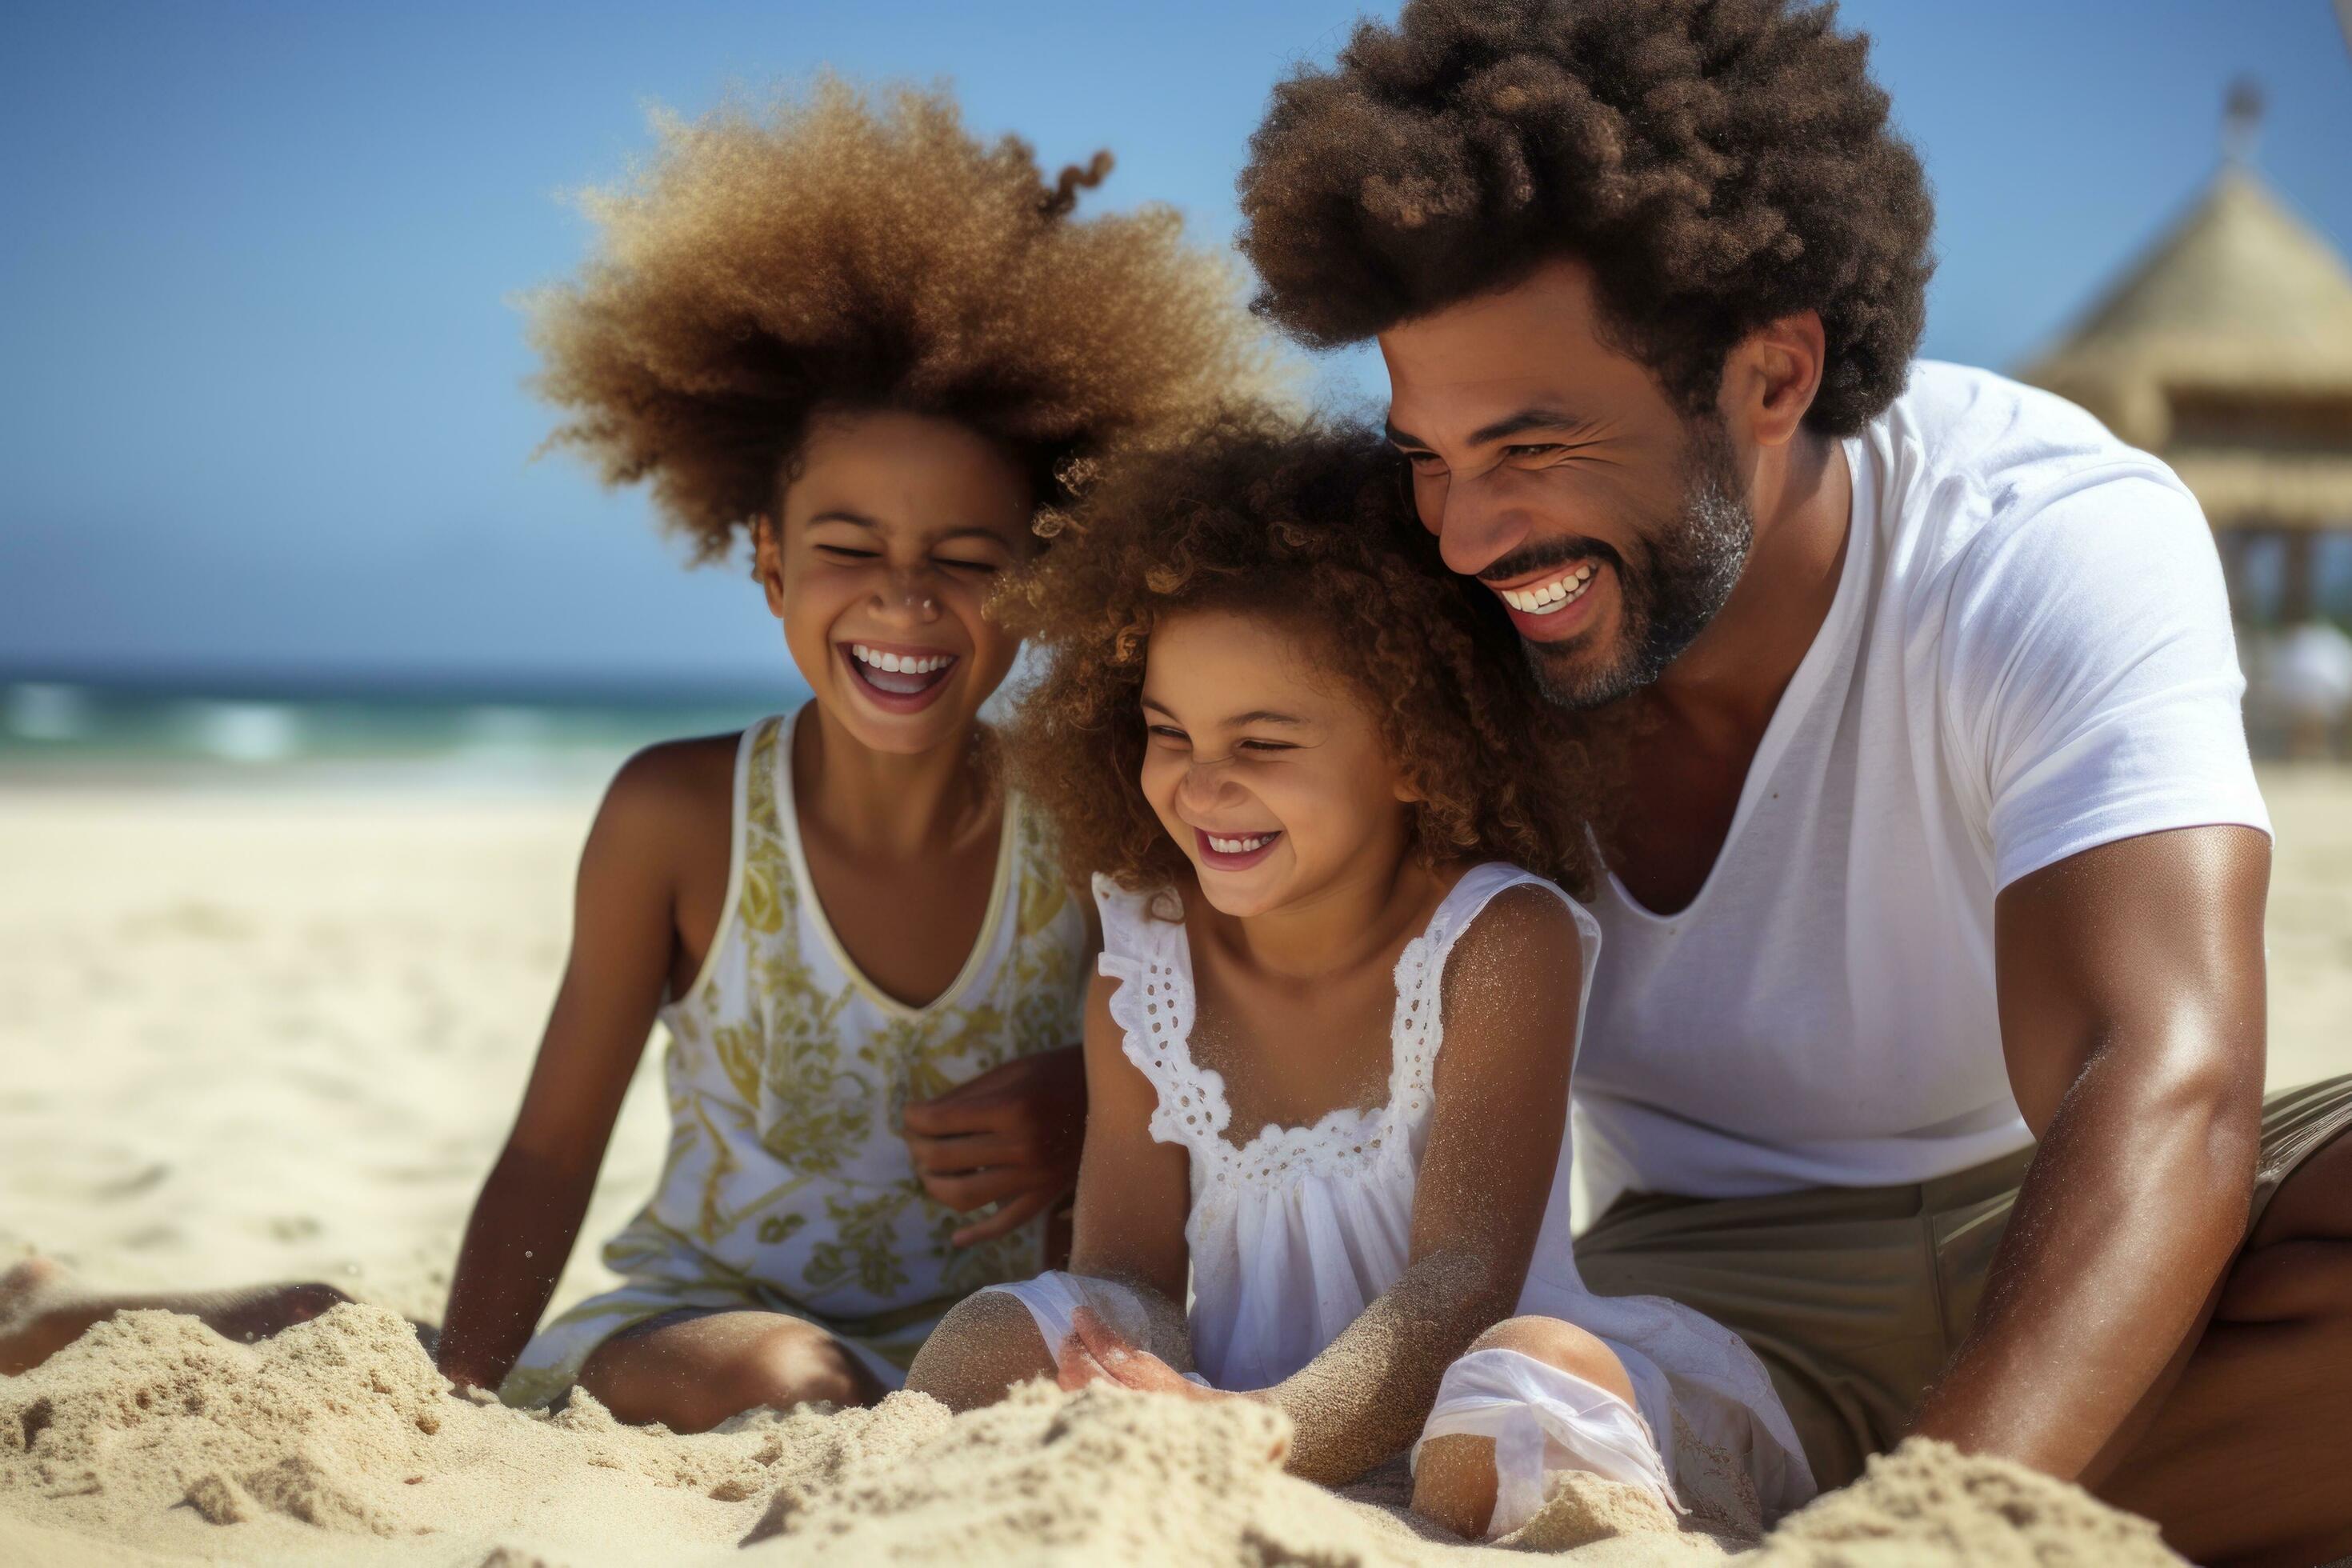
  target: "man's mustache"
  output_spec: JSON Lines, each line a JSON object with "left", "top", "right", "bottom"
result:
{"left": 1477, "top": 537, "right": 1628, "bottom": 586}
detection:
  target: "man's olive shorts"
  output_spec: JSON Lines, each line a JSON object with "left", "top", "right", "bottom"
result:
{"left": 1574, "top": 1076, "right": 2352, "bottom": 1489}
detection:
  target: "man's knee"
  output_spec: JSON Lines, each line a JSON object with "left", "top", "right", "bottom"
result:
{"left": 2246, "top": 1128, "right": 2352, "bottom": 1252}
{"left": 2212, "top": 1134, "right": 2352, "bottom": 1323}
{"left": 2218, "top": 1236, "right": 2352, "bottom": 1325}
{"left": 1467, "top": 1316, "right": 1637, "bottom": 1408}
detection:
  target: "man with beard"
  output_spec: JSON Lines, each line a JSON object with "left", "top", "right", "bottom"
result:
{"left": 1232, "top": 3, "right": 2351, "bottom": 1562}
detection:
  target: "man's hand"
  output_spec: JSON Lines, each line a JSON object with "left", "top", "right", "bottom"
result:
{"left": 902, "top": 1044, "right": 1085, "bottom": 1246}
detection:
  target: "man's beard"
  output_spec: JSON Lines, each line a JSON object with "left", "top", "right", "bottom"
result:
{"left": 1510, "top": 421, "right": 1753, "bottom": 711}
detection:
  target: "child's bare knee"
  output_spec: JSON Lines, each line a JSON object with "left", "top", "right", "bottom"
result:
{"left": 1468, "top": 1315, "right": 1635, "bottom": 1406}
{"left": 906, "top": 1291, "right": 1050, "bottom": 1411}
{"left": 580, "top": 1334, "right": 818, "bottom": 1434}
{"left": 730, "top": 1322, "right": 870, "bottom": 1413}
{"left": 919, "top": 1287, "right": 1034, "bottom": 1357}
{"left": 1413, "top": 1431, "right": 1501, "bottom": 1539}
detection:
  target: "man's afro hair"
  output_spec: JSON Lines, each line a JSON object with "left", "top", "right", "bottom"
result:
{"left": 1237, "top": 0, "right": 1934, "bottom": 433}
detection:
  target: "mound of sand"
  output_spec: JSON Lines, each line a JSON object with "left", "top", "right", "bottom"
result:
{"left": 0, "top": 1304, "right": 2181, "bottom": 1567}
{"left": 0, "top": 1304, "right": 938, "bottom": 1565}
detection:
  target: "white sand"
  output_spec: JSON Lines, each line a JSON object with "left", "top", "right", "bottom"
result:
{"left": 1, "top": 1302, "right": 2178, "bottom": 1566}
{"left": 0, "top": 784, "right": 667, "bottom": 1323}
{"left": 3, "top": 764, "right": 2342, "bottom": 1564}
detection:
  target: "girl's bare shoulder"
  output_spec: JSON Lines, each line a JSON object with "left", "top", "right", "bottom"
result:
{"left": 588, "top": 732, "right": 742, "bottom": 871}
{"left": 1440, "top": 878, "right": 1588, "bottom": 1006}
{"left": 606, "top": 732, "right": 738, "bottom": 814}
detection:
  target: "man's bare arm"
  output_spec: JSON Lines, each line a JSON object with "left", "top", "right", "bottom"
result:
{"left": 1909, "top": 823, "right": 2269, "bottom": 1478}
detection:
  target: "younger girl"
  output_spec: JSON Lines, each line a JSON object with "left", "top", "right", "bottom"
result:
{"left": 906, "top": 415, "right": 1814, "bottom": 1538}
{"left": 429, "top": 80, "right": 1262, "bottom": 1428}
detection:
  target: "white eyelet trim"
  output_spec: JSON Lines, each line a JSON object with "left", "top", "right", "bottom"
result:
{"left": 1093, "top": 874, "right": 1477, "bottom": 1189}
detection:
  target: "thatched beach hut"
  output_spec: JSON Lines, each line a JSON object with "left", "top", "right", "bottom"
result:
{"left": 2022, "top": 86, "right": 2352, "bottom": 629}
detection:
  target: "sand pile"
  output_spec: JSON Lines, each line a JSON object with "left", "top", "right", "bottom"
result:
{"left": 0, "top": 1303, "right": 2182, "bottom": 1567}
{"left": 0, "top": 1305, "right": 940, "bottom": 1566}
{"left": 1760, "top": 1440, "right": 2178, "bottom": 1566}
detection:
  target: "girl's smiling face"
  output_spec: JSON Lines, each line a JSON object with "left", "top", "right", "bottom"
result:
{"left": 1139, "top": 608, "right": 1419, "bottom": 918}
{"left": 756, "top": 409, "right": 1036, "bottom": 755}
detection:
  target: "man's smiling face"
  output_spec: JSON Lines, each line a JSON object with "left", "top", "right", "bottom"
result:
{"left": 1379, "top": 258, "right": 1754, "bottom": 710}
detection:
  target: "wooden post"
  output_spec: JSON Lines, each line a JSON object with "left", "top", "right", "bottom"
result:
{"left": 2280, "top": 529, "right": 2318, "bottom": 625}
{"left": 2216, "top": 527, "right": 2251, "bottom": 621}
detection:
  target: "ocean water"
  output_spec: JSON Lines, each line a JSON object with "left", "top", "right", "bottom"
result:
{"left": 0, "top": 674, "right": 809, "bottom": 791}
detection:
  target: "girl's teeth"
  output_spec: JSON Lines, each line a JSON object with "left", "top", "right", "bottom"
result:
{"left": 1208, "top": 834, "right": 1272, "bottom": 854}
{"left": 850, "top": 645, "right": 950, "bottom": 674}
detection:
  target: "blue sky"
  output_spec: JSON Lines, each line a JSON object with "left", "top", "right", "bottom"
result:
{"left": 3, "top": 1, "right": 2348, "bottom": 690}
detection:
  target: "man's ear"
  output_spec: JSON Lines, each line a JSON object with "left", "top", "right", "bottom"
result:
{"left": 1721, "top": 310, "right": 1826, "bottom": 450}
{"left": 751, "top": 515, "right": 788, "bottom": 619}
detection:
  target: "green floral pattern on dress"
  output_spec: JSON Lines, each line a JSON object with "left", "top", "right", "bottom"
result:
{"left": 503, "top": 711, "right": 1090, "bottom": 1405}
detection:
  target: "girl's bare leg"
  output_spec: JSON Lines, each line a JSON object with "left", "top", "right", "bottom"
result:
{"left": 905, "top": 1290, "right": 1055, "bottom": 1413}
{"left": 1410, "top": 1315, "right": 1640, "bottom": 1540}
{"left": 0, "top": 1257, "right": 353, "bottom": 1375}
{"left": 575, "top": 1309, "right": 887, "bottom": 1434}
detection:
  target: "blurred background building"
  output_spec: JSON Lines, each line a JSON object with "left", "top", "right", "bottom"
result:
{"left": 2025, "top": 82, "right": 2352, "bottom": 758}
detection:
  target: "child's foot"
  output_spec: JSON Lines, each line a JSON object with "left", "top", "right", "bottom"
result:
{"left": 190, "top": 1280, "right": 354, "bottom": 1346}
{"left": 0, "top": 1257, "right": 80, "bottom": 1374}
{"left": 0, "top": 1258, "right": 353, "bottom": 1375}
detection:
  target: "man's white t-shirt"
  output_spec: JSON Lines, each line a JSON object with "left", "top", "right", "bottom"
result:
{"left": 1570, "top": 360, "right": 2272, "bottom": 1212}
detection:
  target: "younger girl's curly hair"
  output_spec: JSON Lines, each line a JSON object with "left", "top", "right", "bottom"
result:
{"left": 999, "top": 410, "right": 1601, "bottom": 898}
{"left": 526, "top": 76, "right": 1270, "bottom": 558}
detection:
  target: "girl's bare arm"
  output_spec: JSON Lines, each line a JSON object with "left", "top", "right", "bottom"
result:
{"left": 906, "top": 970, "right": 1190, "bottom": 1405}
{"left": 1064, "top": 969, "right": 1194, "bottom": 1319}
{"left": 434, "top": 746, "right": 718, "bottom": 1393}
{"left": 1261, "top": 884, "right": 1584, "bottom": 1483}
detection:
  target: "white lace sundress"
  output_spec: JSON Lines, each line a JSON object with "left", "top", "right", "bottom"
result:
{"left": 987, "top": 861, "right": 1814, "bottom": 1523}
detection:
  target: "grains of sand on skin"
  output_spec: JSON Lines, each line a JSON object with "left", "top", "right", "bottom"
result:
{"left": 0, "top": 1302, "right": 2186, "bottom": 1566}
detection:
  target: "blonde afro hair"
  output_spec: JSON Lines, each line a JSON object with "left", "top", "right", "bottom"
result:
{"left": 527, "top": 77, "right": 1271, "bottom": 557}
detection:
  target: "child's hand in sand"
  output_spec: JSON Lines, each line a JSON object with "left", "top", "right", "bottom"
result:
{"left": 1054, "top": 1306, "right": 1217, "bottom": 1400}
{"left": 1057, "top": 1310, "right": 1290, "bottom": 1463}
{"left": 903, "top": 1045, "right": 1086, "bottom": 1246}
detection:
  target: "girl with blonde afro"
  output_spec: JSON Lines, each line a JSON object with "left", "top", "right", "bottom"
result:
{"left": 414, "top": 79, "right": 1268, "bottom": 1427}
